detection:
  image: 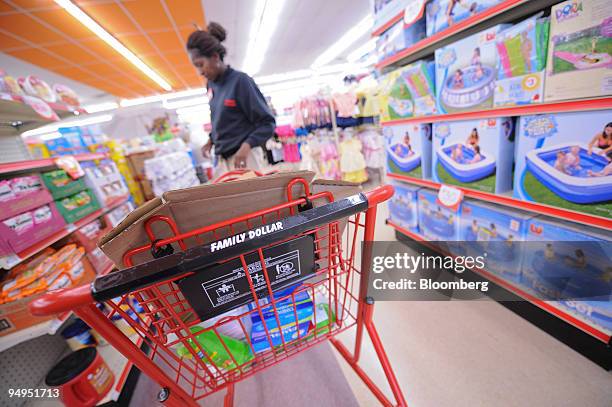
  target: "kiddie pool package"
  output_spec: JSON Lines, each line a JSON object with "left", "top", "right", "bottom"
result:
{"left": 513, "top": 110, "right": 612, "bottom": 219}
{"left": 417, "top": 188, "right": 461, "bottom": 241}
{"left": 521, "top": 216, "right": 612, "bottom": 332}
{"left": 376, "top": 1, "right": 427, "bottom": 63}
{"left": 432, "top": 117, "right": 515, "bottom": 194}
{"left": 384, "top": 123, "right": 432, "bottom": 179}
{"left": 435, "top": 24, "right": 509, "bottom": 113}
{"left": 460, "top": 200, "right": 534, "bottom": 283}
{"left": 388, "top": 181, "right": 420, "bottom": 232}
{"left": 494, "top": 15, "right": 550, "bottom": 107}
{"left": 544, "top": 0, "right": 612, "bottom": 102}
{"left": 425, "top": 0, "right": 504, "bottom": 36}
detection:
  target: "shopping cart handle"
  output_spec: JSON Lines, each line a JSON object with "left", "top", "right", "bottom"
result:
{"left": 29, "top": 283, "right": 94, "bottom": 316}
{"left": 364, "top": 184, "right": 394, "bottom": 208}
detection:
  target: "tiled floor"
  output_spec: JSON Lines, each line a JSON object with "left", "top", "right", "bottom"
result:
{"left": 332, "top": 198, "right": 612, "bottom": 407}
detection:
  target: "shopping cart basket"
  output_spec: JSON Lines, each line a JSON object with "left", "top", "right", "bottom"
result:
{"left": 30, "top": 177, "right": 406, "bottom": 407}
{"left": 212, "top": 169, "right": 278, "bottom": 184}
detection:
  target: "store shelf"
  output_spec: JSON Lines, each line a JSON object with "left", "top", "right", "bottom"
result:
{"left": 0, "top": 95, "right": 84, "bottom": 136}
{"left": 387, "top": 173, "right": 612, "bottom": 231}
{"left": 0, "top": 152, "right": 107, "bottom": 175}
{"left": 376, "top": 0, "right": 560, "bottom": 70}
{"left": 381, "top": 97, "right": 612, "bottom": 126}
{"left": 0, "top": 195, "right": 128, "bottom": 270}
{"left": 386, "top": 220, "right": 612, "bottom": 344}
{"left": 372, "top": 9, "right": 404, "bottom": 37}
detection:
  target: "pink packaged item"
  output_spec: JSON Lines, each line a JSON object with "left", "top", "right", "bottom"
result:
{"left": 0, "top": 202, "right": 66, "bottom": 256}
{"left": 0, "top": 175, "right": 53, "bottom": 221}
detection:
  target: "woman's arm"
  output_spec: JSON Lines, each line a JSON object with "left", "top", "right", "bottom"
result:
{"left": 587, "top": 132, "right": 600, "bottom": 154}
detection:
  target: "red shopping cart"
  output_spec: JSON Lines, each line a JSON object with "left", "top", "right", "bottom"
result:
{"left": 30, "top": 177, "right": 406, "bottom": 407}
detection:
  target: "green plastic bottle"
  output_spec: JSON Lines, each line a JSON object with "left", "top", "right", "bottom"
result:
{"left": 177, "top": 326, "right": 253, "bottom": 370}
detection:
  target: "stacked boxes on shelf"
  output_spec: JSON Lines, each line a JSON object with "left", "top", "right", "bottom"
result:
{"left": 71, "top": 218, "right": 113, "bottom": 274}
{"left": 82, "top": 161, "right": 129, "bottom": 207}
{"left": 102, "top": 140, "right": 145, "bottom": 205}
{"left": 126, "top": 149, "right": 156, "bottom": 201}
{"left": 384, "top": 123, "right": 432, "bottom": 179}
{"left": 388, "top": 181, "right": 420, "bottom": 232}
{"left": 0, "top": 175, "right": 66, "bottom": 256}
{"left": 425, "top": 0, "right": 504, "bottom": 36}
{"left": 144, "top": 151, "right": 199, "bottom": 197}
{"left": 376, "top": 0, "right": 427, "bottom": 63}
{"left": 417, "top": 188, "right": 461, "bottom": 240}
{"left": 41, "top": 169, "right": 100, "bottom": 224}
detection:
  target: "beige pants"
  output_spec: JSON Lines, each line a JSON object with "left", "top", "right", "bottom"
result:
{"left": 213, "top": 146, "right": 268, "bottom": 179}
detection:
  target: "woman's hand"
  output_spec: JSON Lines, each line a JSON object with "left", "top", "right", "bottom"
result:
{"left": 201, "top": 139, "right": 213, "bottom": 158}
{"left": 233, "top": 142, "right": 251, "bottom": 169}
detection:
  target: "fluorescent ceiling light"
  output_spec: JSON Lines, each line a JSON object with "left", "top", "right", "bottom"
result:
{"left": 255, "top": 69, "right": 313, "bottom": 86}
{"left": 163, "top": 96, "right": 209, "bottom": 110}
{"left": 311, "top": 15, "right": 373, "bottom": 68}
{"left": 120, "top": 88, "right": 206, "bottom": 107}
{"left": 176, "top": 105, "right": 211, "bottom": 116}
{"left": 242, "top": 0, "right": 287, "bottom": 75}
{"left": 347, "top": 38, "right": 377, "bottom": 63}
{"left": 22, "top": 114, "right": 114, "bottom": 137}
{"left": 54, "top": 0, "right": 172, "bottom": 91}
{"left": 83, "top": 102, "right": 119, "bottom": 113}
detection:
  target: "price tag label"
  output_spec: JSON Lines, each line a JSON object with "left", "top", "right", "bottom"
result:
{"left": 437, "top": 185, "right": 463, "bottom": 211}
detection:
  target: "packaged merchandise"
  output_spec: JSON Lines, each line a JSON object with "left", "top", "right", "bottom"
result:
{"left": 378, "top": 60, "right": 436, "bottom": 121}
{"left": 417, "top": 188, "right": 461, "bottom": 240}
{"left": 460, "top": 200, "right": 534, "bottom": 283}
{"left": 22, "top": 75, "right": 56, "bottom": 103}
{"left": 513, "top": 111, "right": 612, "bottom": 219}
{"left": 83, "top": 161, "right": 129, "bottom": 206}
{"left": 249, "top": 284, "right": 313, "bottom": 353}
{"left": 432, "top": 117, "right": 515, "bottom": 194}
{"left": 0, "top": 70, "right": 23, "bottom": 95}
{"left": 105, "top": 200, "right": 135, "bottom": 228}
{"left": 0, "top": 174, "right": 53, "bottom": 220}
{"left": 60, "top": 319, "right": 97, "bottom": 351}
{"left": 426, "top": 0, "right": 504, "bottom": 36}
{"left": 373, "top": 0, "right": 410, "bottom": 33}
{"left": 376, "top": 1, "right": 426, "bottom": 62}
{"left": 435, "top": 24, "right": 508, "bottom": 113}
{"left": 384, "top": 123, "right": 432, "bottom": 179}
{"left": 176, "top": 326, "right": 253, "bottom": 369}
{"left": 144, "top": 151, "right": 199, "bottom": 197}
{"left": 388, "top": 181, "right": 420, "bottom": 231}
{"left": 494, "top": 15, "right": 550, "bottom": 107}
{"left": 52, "top": 84, "right": 80, "bottom": 107}
{"left": 522, "top": 217, "right": 612, "bottom": 331}
{"left": 0, "top": 203, "right": 66, "bottom": 256}
{"left": 56, "top": 189, "right": 101, "bottom": 224}
{"left": 41, "top": 169, "right": 87, "bottom": 200}
{"left": 544, "top": 0, "right": 612, "bottom": 102}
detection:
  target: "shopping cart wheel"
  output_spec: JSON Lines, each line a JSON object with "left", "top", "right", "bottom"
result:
{"left": 157, "top": 387, "right": 170, "bottom": 402}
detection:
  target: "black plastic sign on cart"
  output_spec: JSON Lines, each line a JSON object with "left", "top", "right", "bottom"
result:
{"left": 177, "top": 235, "right": 316, "bottom": 321}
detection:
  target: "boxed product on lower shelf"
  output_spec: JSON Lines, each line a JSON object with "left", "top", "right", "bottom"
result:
{"left": 460, "top": 200, "right": 535, "bottom": 283}
{"left": 384, "top": 123, "right": 432, "bottom": 179}
{"left": 513, "top": 110, "right": 612, "bottom": 219}
{"left": 0, "top": 245, "right": 96, "bottom": 337}
{"left": 55, "top": 189, "right": 100, "bottom": 224}
{"left": 0, "top": 174, "right": 53, "bottom": 220}
{"left": 0, "top": 202, "right": 66, "bottom": 256}
{"left": 417, "top": 188, "right": 461, "bottom": 240}
{"left": 432, "top": 117, "right": 515, "bottom": 194}
{"left": 388, "top": 181, "right": 420, "bottom": 232}
{"left": 521, "top": 217, "right": 612, "bottom": 332}
{"left": 41, "top": 169, "right": 87, "bottom": 200}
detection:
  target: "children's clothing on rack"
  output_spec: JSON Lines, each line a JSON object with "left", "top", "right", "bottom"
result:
{"left": 339, "top": 133, "right": 368, "bottom": 183}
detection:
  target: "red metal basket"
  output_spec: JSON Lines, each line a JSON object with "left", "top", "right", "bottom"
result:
{"left": 30, "top": 177, "right": 406, "bottom": 406}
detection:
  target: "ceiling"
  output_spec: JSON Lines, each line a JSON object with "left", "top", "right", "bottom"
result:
{"left": 0, "top": 0, "right": 206, "bottom": 98}
{"left": 0, "top": 0, "right": 370, "bottom": 101}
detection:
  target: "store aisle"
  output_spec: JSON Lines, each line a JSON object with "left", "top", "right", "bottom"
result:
{"left": 332, "top": 197, "right": 612, "bottom": 407}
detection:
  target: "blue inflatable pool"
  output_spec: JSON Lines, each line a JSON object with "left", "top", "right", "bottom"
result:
{"left": 441, "top": 65, "right": 495, "bottom": 109}
{"left": 389, "top": 199, "right": 414, "bottom": 223}
{"left": 437, "top": 143, "right": 496, "bottom": 182}
{"left": 421, "top": 211, "right": 455, "bottom": 238}
{"left": 387, "top": 143, "right": 421, "bottom": 172}
{"left": 464, "top": 228, "right": 517, "bottom": 263}
{"left": 525, "top": 143, "right": 612, "bottom": 203}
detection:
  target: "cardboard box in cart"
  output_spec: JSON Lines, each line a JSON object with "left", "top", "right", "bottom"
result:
{"left": 99, "top": 171, "right": 362, "bottom": 269}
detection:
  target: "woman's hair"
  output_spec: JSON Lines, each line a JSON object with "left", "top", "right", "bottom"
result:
{"left": 603, "top": 122, "right": 612, "bottom": 137}
{"left": 186, "top": 22, "right": 227, "bottom": 60}
{"left": 471, "top": 128, "right": 479, "bottom": 138}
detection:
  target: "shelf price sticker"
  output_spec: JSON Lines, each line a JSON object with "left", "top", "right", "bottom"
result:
{"left": 437, "top": 185, "right": 463, "bottom": 212}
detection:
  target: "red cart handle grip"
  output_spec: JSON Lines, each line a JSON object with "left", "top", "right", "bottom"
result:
{"left": 29, "top": 284, "right": 94, "bottom": 316}
{"left": 364, "top": 184, "right": 394, "bottom": 208}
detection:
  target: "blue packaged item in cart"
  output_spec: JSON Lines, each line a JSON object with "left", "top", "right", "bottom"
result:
{"left": 460, "top": 200, "right": 534, "bottom": 283}
{"left": 388, "top": 181, "right": 420, "bottom": 232}
{"left": 249, "top": 284, "right": 313, "bottom": 353}
{"left": 384, "top": 123, "right": 432, "bottom": 179}
{"left": 513, "top": 111, "right": 612, "bottom": 219}
{"left": 521, "top": 217, "right": 612, "bottom": 332}
{"left": 432, "top": 118, "right": 515, "bottom": 194}
{"left": 417, "top": 188, "right": 461, "bottom": 241}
